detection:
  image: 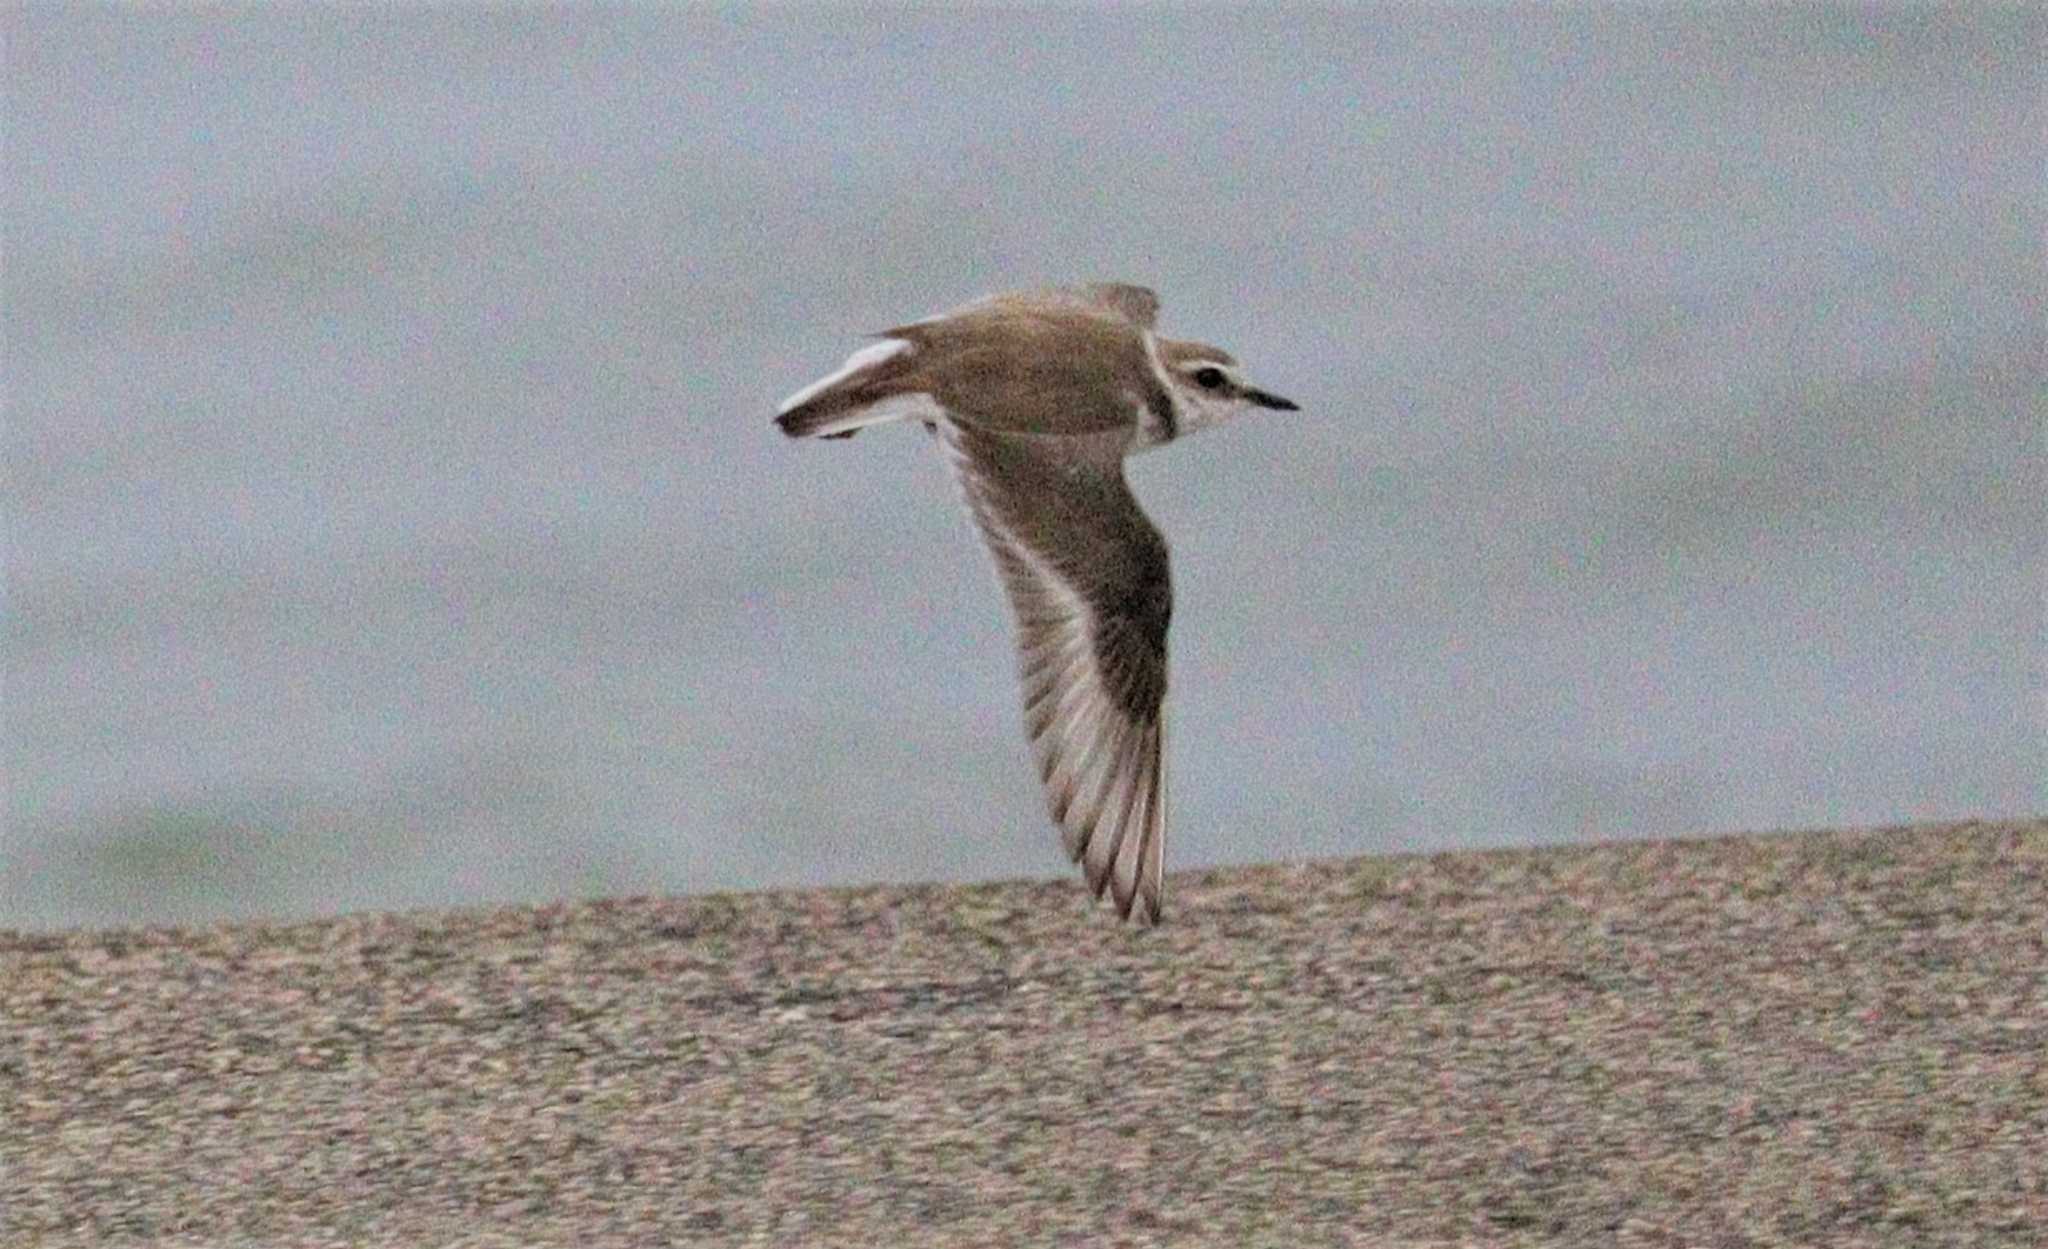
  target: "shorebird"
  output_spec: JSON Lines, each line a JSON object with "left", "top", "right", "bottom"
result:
{"left": 775, "top": 283, "right": 1297, "bottom": 924}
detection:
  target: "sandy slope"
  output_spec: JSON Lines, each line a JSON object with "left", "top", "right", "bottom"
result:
{"left": 4, "top": 818, "right": 2043, "bottom": 1246}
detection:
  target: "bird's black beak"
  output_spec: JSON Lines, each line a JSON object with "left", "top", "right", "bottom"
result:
{"left": 1247, "top": 388, "right": 1300, "bottom": 411}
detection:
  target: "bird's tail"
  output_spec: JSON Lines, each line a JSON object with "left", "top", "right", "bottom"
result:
{"left": 775, "top": 337, "right": 928, "bottom": 440}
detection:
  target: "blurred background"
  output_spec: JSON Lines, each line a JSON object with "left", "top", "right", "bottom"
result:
{"left": 5, "top": 6, "right": 2041, "bottom": 931}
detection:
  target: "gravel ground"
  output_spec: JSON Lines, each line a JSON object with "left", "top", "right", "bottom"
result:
{"left": 3, "top": 818, "right": 2043, "bottom": 1247}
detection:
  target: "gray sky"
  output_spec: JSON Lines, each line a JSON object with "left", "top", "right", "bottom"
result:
{"left": 5, "top": 6, "right": 2042, "bottom": 930}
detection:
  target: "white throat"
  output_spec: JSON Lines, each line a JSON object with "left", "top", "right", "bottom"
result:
{"left": 1136, "top": 332, "right": 1240, "bottom": 451}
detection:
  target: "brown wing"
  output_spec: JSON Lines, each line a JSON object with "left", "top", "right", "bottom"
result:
{"left": 877, "top": 306, "right": 1158, "bottom": 439}
{"left": 937, "top": 419, "right": 1170, "bottom": 923}
{"left": 1074, "top": 282, "right": 1160, "bottom": 328}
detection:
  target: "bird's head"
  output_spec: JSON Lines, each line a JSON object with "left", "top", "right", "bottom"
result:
{"left": 1158, "top": 338, "right": 1299, "bottom": 437}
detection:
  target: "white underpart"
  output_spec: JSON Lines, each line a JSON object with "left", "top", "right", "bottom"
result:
{"left": 776, "top": 337, "right": 914, "bottom": 415}
{"left": 806, "top": 391, "right": 947, "bottom": 438}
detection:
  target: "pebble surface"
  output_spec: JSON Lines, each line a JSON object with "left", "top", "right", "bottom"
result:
{"left": 4, "top": 818, "right": 2043, "bottom": 1247}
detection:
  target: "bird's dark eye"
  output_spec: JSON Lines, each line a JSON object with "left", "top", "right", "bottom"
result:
{"left": 1192, "top": 367, "right": 1226, "bottom": 390}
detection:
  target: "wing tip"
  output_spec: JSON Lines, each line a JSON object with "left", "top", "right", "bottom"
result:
{"left": 1106, "top": 866, "right": 1164, "bottom": 926}
{"left": 1051, "top": 718, "right": 1167, "bottom": 927}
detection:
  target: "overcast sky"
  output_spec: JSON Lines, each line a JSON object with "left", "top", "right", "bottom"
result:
{"left": 6, "top": 6, "right": 2041, "bottom": 929}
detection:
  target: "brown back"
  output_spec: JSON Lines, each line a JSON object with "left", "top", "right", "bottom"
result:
{"left": 880, "top": 297, "right": 1164, "bottom": 438}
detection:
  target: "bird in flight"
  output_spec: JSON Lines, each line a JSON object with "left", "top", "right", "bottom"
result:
{"left": 775, "top": 283, "right": 1297, "bottom": 923}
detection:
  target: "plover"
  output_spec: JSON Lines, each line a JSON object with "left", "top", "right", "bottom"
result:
{"left": 775, "top": 282, "right": 1297, "bottom": 923}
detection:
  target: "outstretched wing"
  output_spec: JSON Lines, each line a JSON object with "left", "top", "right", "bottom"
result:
{"left": 937, "top": 419, "right": 1170, "bottom": 923}
{"left": 1074, "top": 282, "right": 1160, "bottom": 329}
